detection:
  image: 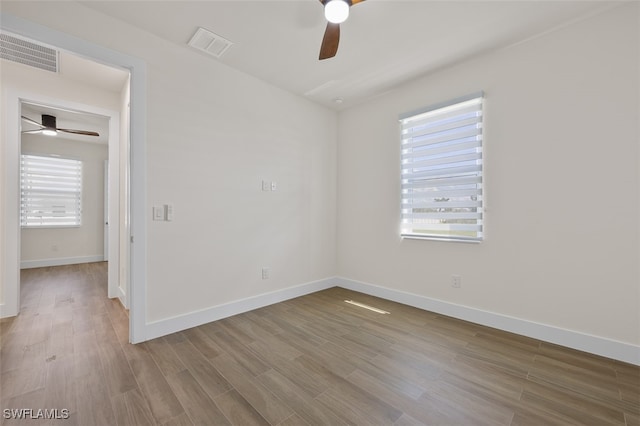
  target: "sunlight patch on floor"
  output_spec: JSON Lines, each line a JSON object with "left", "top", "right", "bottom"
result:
{"left": 344, "top": 299, "right": 390, "bottom": 314}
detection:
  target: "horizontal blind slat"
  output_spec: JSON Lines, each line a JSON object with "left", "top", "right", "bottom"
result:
{"left": 403, "top": 152, "right": 482, "bottom": 170}
{"left": 402, "top": 140, "right": 481, "bottom": 160}
{"left": 401, "top": 223, "right": 482, "bottom": 232}
{"left": 402, "top": 175, "right": 481, "bottom": 190}
{"left": 400, "top": 103, "right": 482, "bottom": 128}
{"left": 403, "top": 212, "right": 482, "bottom": 220}
{"left": 402, "top": 188, "right": 482, "bottom": 200}
{"left": 402, "top": 116, "right": 482, "bottom": 142}
{"left": 402, "top": 128, "right": 482, "bottom": 150}
{"left": 402, "top": 164, "right": 481, "bottom": 179}
{"left": 401, "top": 200, "right": 482, "bottom": 209}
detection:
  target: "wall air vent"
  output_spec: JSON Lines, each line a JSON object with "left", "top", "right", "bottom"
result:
{"left": 0, "top": 32, "right": 58, "bottom": 73}
{"left": 188, "top": 27, "right": 233, "bottom": 59}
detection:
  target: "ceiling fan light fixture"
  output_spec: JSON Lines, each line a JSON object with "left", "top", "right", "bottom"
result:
{"left": 42, "top": 129, "right": 57, "bottom": 136}
{"left": 325, "top": 0, "right": 350, "bottom": 24}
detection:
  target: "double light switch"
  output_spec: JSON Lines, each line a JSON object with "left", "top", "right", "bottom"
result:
{"left": 153, "top": 205, "right": 173, "bottom": 221}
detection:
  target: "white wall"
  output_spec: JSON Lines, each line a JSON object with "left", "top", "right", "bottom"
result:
{"left": 1, "top": 1, "right": 338, "bottom": 325}
{"left": 0, "top": 58, "right": 121, "bottom": 313}
{"left": 20, "top": 135, "right": 108, "bottom": 267}
{"left": 143, "top": 40, "right": 337, "bottom": 323}
{"left": 337, "top": 4, "right": 639, "bottom": 347}
{"left": 4, "top": 1, "right": 637, "bottom": 361}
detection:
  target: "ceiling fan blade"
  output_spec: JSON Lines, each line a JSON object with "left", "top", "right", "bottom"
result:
{"left": 21, "top": 116, "right": 44, "bottom": 128}
{"left": 320, "top": 0, "right": 366, "bottom": 5}
{"left": 319, "top": 22, "right": 340, "bottom": 60}
{"left": 21, "top": 129, "right": 44, "bottom": 134}
{"left": 58, "top": 128, "right": 100, "bottom": 137}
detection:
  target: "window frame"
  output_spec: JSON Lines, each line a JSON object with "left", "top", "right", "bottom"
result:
{"left": 399, "top": 92, "right": 484, "bottom": 243}
{"left": 20, "top": 153, "right": 83, "bottom": 229}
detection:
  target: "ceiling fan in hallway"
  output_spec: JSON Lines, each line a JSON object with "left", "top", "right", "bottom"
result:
{"left": 318, "top": 0, "right": 366, "bottom": 60}
{"left": 21, "top": 114, "right": 100, "bottom": 137}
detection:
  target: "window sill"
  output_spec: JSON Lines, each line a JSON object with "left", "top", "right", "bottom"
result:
{"left": 22, "top": 225, "right": 82, "bottom": 230}
{"left": 401, "top": 235, "right": 482, "bottom": 244}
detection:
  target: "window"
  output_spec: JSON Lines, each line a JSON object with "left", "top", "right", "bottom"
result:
{"left": 21, "top": 154, "right": 82, "bottom": 227}
{"left": 400, "top": 92, "right": 484, "bottom": 242}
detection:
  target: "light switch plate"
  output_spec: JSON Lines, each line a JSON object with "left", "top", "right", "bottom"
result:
{"left": 153, "top": 206, "right": 164, "bottom": 221}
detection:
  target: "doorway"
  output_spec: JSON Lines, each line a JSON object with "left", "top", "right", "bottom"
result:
{"left": 19, "top": 101, "right": 120, "bottom": 303}
{"left": 2, "top": 50, "right": 128, "bottom": 328}
{"left": 1, "top": 16, "right": 147, "bottom": 342}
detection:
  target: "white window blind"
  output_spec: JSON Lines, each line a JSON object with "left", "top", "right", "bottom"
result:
{"left": 400, "top": 93, "right": 484, "bottom": 242}
{"left": 21, "top": 154, "right": 82, "bottom": 227}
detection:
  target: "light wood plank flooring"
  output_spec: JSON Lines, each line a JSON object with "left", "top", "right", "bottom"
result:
{"left": 1, "top": 263, "right": 638, "bottom": 425}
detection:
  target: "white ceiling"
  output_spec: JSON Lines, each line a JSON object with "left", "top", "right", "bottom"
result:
{"left": 59, "top": 50, "right": 129, "bottom": 94}
{"left": 79, "top": 0, "right": 620, "bottom": 110}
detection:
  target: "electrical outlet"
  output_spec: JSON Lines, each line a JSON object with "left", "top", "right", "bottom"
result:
{"left": 262, "top": 180, "right": 271, "bottom": 191}
{"left": 51, "top": 245, "right": 58, "bottom": 252}
{"left": 451, "top": 275, "right": 461, "bottom": 288}
{"left": 271, "top": 181, "right": 277, "bottom": 191}
{"left": 262, "top": 267, "right": 270, "bottom": 280}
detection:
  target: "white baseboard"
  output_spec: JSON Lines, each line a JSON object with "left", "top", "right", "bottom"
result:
{"left": 117, "top": 286, "right": 128, "bottom": 309}
{"left": 335, "top": 277, "right": 640, "bottom": 366}
{"left": 144, "top": 277, "right": 335, "bottom": 341}
{"left": 20, "top": 255, "right": 105, "bottom": 269}
{"left": 0, "top": 303, "right": 18, "bottom": 318}
{"left": 140, "top": 275, "right": 639, "bottom": 365}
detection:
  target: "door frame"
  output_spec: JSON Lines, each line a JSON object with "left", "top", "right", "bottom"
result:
{"left": 1, "top": 13, "right": 148, "bottom": 343}
{"left": 17, "top": 98, "right": 121, "bottom": 299}
{"left": 104, "top": 159, "right": 109, "bottom": 262}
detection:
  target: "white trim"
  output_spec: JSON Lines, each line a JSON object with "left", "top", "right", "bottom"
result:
{"left": 106, "top": 111, "right": 120, "bottom": 300}
{"left": 1, "top": 14, "right": 147, "bottom": 343}
{"left": 2, "top": 89, "right": 21, "bottom": 319}
{"left": 104, "top": 159, "right": 109, "bottom": 262}
{"left": 127, "top": 39, "right": 147, "bottom": 345}
{"left": 145, "top": 278, "right": 335, "bottom": 341}
{"left": 0, "top": 303, "right": 17, "bottom": 318}
{"left": 20, "top": 255, "right": 105, "bottom": 269}
{"left": 3, "top": 91, "right": 119, "bottom": 313}
{"left": 335, "top": 277, "right": 640, "bottom": 366}
{"left": 118, "top": 286, "right": 128, "bottom": 309}
{"left": 399, "top": 90, "right": 485, "bottom": 121}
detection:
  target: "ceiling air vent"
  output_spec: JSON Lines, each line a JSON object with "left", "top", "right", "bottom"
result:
{"left": 188, "top": 27, "right": 233, "bottom": 59}
{"left": 0, "top": 32, "right": 58, "bottom": 73}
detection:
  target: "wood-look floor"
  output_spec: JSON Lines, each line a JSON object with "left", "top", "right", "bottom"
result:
{"left": 1, "top": 263, "right": 638, "bottom": 425}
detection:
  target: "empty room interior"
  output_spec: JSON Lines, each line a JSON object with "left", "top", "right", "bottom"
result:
{"left": 0, "top": 1, "right": 638, "bottom": 425}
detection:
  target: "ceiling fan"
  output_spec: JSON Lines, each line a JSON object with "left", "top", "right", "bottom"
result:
{"left": 21, "top": 114, "right": 100, "bottom": 137}
{"left": 319, "top": 0, "right": 366, "bottom": 60}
